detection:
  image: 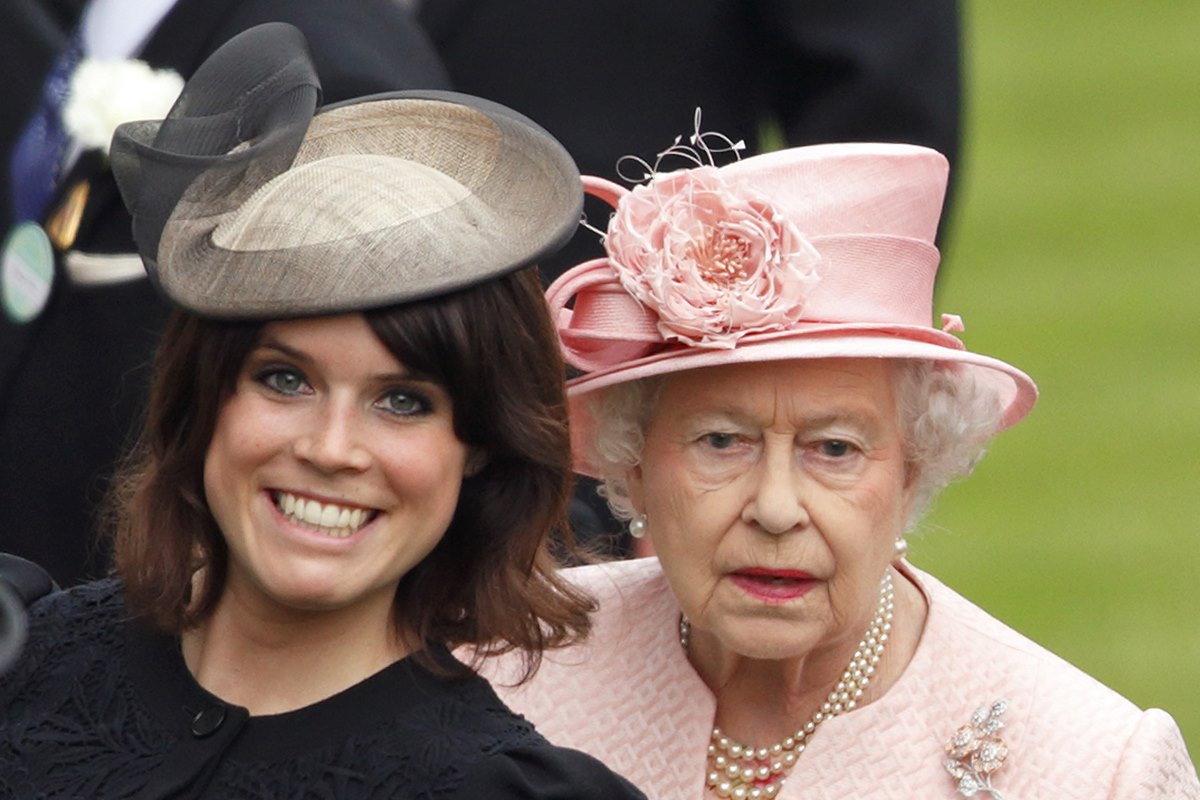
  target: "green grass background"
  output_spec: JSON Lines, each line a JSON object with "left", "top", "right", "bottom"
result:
{"left": 909, "top": 0, "right": 1200, "bottom": 754}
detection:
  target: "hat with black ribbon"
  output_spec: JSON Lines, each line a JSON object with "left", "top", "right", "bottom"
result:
{"left": 110, "top": 22, "right": 583, "bottom": 319}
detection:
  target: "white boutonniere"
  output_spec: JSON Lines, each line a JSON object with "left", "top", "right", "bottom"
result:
{"left": 62, "top": 58, "right": 184, "bottom": 154}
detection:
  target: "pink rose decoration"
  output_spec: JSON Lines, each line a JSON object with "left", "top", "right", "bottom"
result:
{"left": 604, "top": 166, "right": 821, "bottom": 348}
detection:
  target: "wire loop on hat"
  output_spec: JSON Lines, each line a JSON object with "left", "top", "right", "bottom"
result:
{"left": 614, "top": 107, "right": 746, "bottom": 184}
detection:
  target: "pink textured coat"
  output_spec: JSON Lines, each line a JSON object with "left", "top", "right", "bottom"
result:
{"left": 482, "top": 558, "right": 1199, "bottom": 799}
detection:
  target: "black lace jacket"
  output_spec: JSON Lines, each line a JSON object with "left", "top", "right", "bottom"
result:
{"left": 0, "top": 579, "right": 646, "bottom": 799}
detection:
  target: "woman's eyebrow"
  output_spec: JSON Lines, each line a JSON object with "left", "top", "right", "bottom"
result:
{"left": 253, "top": 338, "right": 309, "bottom": 364}
{"left": 797, "top": 410, "right": 882, "bottom": 435}
{"left": 678, "top": 406, "right": 757, "bottom": 427}
{"left": 677, "top": 405, "right": 881, "bottom": 431}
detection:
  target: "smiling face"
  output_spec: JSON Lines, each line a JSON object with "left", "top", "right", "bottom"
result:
{"left": 203, "top": 313, "right": 473, "bottom": 622}
{"left": 626, "top": 358, "right": 913, "bottom": 662}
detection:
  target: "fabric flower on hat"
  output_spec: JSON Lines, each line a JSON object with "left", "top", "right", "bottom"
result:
{"left": 604, "top": 165, "right": 821, "bottom": 348}
{"left": 63, "top": 59, "right": 184, "bottom": 154}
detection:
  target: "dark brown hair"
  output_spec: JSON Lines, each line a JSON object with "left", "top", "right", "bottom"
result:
{"left": 109, "top": 267, "right": 593, "bottom": 680}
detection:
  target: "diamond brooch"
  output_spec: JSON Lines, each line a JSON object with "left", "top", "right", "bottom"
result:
{"left": 944, "top": 699, "right": 1010, "bottom": 798}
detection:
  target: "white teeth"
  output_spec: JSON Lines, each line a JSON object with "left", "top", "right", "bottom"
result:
{"left": 303, "top": 500, "right": 322, "bottom": 526}
{"left": 273, "top": 492, "right": 374, "bottom": 537}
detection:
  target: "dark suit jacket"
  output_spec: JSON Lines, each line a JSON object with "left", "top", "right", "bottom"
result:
{"left": 420, "top": 0, "right": 961, "bottom": 284}
{"left": 0, "top": 0, "right": 451, "bottom": 586}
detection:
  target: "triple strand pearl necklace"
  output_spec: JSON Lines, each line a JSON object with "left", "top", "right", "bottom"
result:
{"left": 679, "top": 573, "right": 895, "bottom": 800}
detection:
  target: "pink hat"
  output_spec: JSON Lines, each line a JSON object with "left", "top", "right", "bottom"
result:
{"left": 547, "top": 141, "right": 1038, "bottom": 476}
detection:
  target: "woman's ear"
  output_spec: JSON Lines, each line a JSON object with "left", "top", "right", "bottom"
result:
{"left": 900, "top": 461, "right": 920, "bottom": 519}
{"left": 465, "top": 448, "right": 489, "bottom": 478}
{"left": 625, "top": 463, "right": 645, "bottom": 514}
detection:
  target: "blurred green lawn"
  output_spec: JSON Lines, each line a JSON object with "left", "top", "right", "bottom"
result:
{"left": 913, "top": 0, "right": 1200, "bottom": 754}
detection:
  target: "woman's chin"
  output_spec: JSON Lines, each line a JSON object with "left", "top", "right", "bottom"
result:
{"left": 708, "top": 618, "right": 822, "bottom": 662}
{"left": 243, "top": 570, "right": 362, "bottom": 614}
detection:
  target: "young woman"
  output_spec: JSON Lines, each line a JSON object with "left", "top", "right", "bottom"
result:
{"left": 0, "top": 23, "right": 645, "bottom": 799}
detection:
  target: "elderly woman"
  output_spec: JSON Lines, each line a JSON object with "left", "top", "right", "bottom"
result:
{"left": 0, "top": 25, "right": 646, "bottom": 799}
{"left": 483, "top": 136, "right": 1200, "bottom": 798}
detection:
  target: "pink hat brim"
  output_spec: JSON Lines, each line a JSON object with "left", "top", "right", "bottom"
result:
{"left": 566, "top": 327, "right": 1037, "bottom": 478}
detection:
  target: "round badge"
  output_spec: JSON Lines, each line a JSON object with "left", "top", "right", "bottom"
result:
{"left": 1, "top": 222, "right": 56, "bottom": 323}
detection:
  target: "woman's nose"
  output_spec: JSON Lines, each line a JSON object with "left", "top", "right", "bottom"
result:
{"left": 293, "top": 401, "right": 372, "bottom": 473}
{"left": 741, "top": 441, "right": 808, "bottom": 535}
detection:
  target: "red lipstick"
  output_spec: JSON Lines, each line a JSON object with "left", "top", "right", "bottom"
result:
{"left": 729, "top": 568, "right": 816, "bottom": 602}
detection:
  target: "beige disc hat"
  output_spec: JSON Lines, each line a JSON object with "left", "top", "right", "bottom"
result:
{"left": 109, "top": 23, "right": 582, "bottom": 318}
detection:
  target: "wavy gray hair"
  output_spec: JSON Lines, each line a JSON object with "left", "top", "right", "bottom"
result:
{"left": 584, "top": 359, "right": 1001, "bottom": 531}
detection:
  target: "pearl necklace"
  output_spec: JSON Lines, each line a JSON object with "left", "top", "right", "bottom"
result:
{"left": 679, "top": 573, "right": 895, "bottom": 800}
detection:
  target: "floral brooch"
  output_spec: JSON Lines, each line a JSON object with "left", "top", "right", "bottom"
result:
{"left": 944, "top": 699, "right": 1010, "bottom": 798}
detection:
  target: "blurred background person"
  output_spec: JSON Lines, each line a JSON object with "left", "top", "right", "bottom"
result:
{"left": 0, "top": 0, "right": 451, "bottom": 587}
{"left": 419, "top": 0, "right": 961, "bottom": 280}
{"left": 418, "top": 0, "right": 964, "bottom": 550}
{"left": 0, "top": 553, "right": 56, "bottom": 679}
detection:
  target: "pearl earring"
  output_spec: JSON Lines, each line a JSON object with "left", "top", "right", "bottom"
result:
{"left": 893, "top": 536, "right": 909, "bottom": 561}
{"left": 628, "top": 514, "right": 648, "bottom": 539}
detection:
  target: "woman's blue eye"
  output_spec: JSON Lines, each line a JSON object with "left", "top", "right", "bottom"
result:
{"left": 380, "top": 391, "right": 429, "bottom": 417}
{"left": 261, "top": 369, "right": 307, "bottom": 395}
{"left": 820, "top": 440, "right": 853, "bottom": 457}
{"left": 702, "top": 432, "right": 737, "bottom": 450}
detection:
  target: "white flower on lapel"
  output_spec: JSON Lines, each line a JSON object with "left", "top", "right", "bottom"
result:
{"left": 63, "top": 59, "right": 184, "bottom": 154}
